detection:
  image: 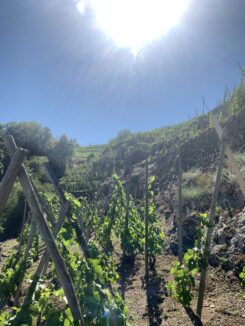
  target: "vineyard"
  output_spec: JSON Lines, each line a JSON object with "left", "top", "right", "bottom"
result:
{"left": 0, "top": 106, "right": 245, "bottom": 325}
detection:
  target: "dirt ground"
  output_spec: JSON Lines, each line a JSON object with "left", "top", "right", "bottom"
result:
{"left": 1, "top": 239, "right": 244, "bottom": 326}
{"left": 116, "top": 253, "right": 245, "bottom": 326}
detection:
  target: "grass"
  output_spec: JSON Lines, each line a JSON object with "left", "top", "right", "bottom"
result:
{"left": 73, "top": 144, "right": 106, "bottom": 162}
{"left": 182, "top": 186, "right": 211, "bottom": 202}
{"left": 234, "top": 152, "right": 245, "bottom": 177}
{"left": 182, "top": 169, "right": 213, "bottom": 202}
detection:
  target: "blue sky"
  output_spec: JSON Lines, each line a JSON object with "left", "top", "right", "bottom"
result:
{"left": 0, "top": 0, "right": 245, "bottom": 145}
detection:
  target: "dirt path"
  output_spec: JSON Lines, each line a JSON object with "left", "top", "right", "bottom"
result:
{"left": 117, "top": 254, "right": 245, "bottom": 326}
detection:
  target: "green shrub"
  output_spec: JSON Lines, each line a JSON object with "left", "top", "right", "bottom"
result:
{"left": 239, "top": 266, "right": 245, "bottom": 287}
{"left": 0, "top": 183, "right": 25, "bottom": 241}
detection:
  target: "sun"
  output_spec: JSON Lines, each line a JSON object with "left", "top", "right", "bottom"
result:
{"left": 76, "top": 1, "right": 86, "bottom": 14}
{"left": 77, "top": 0, "right": 190, "bottom": 54}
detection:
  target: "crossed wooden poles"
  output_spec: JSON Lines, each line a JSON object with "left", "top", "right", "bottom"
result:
{"left": 0, "top": 114, "right": 244, "bottom": 322}
{"left": 0, "top": 134, "right": 86, "bottom": 324}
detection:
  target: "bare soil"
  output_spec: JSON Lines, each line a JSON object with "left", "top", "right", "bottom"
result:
{"left": 1, "top": 239, "right": 244, "bottom": 326}
{"left": 116, "top": 253, "right": 245, "bottom": 326}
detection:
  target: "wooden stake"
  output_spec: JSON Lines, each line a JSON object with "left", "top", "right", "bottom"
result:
{"left": 44, "top": 162, "right": 91, "bottom": 258}
{"left": 3, "top": 135, "right": 83, "bottom": 323}
{"left": 145, "top": 158, "right": 149, "bottom": 282}
{"left": 17, "top": 200, "right": 28, "bottom": 254}
{"left": 196, "top": 137, "right": 226, "bottom": 317}
{"left": 23, "top": 203, "right": 70, "bottom": 308}
{"left": 213, "top": 115, "right": 245, "bottom": 197}
{"left": 177, "top": 147, "right": 183, "bottom": 263}
{"left": 123, "top": 171, "right": 131, "bottom": 258}
{"left": 0, "top": 148, "right": 26, "bottom": 215}
{"left": 14, "top": 219, "right": 37, "bottom": 307}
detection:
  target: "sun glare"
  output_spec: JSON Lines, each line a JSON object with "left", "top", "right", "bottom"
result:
{"left": 76, "top": 0, "right": 86, "bottom": 14}
{"left": 90, "top": 0, "right": 190, "bottom": 54}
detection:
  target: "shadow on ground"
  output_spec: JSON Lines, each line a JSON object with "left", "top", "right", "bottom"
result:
{"left": 184, "top": 307, "right": 203, "bottom": 326}
{"left": 117, "top": 254, "right": 140, "bottom": 300}
{"left": 144, "top": 260, "right": 166, "bottom": 326}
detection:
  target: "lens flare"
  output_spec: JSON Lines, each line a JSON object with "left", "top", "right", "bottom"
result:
{"left": 90, "top": 0, "right": 190, "bottom": 54}
{"left": 76, "top": 0, "right": 86, "bottom": 14}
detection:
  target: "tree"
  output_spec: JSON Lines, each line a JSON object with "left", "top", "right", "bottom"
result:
{"left": 5, "top": 122, "right": 53, "bottom": 156}
{"left": 48, "top": 135, "right": 76, "bottom": 178}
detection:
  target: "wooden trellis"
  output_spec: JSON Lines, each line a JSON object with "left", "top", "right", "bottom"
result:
{"left": 0, "top": 112, "right": 244, "bottom": 323}
{"left": 0, "top": 134, "right": 85, "bottom": 324}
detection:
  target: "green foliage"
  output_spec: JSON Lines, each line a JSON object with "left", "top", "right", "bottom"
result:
{"left": 121, "top": 196, "right": 144, "bottom": 256}
{"left": 217, "top": 69, "right": 245, "bottom": 123}
{"left": 0, "top": 182, "right": 25, "bottom": 241}
{"left": 49, "top": 134, "right": 76, "bottom": 178}
{"left": 3, "top": 122, "right": 75, "bottom": 179}
{"left": 167, "top": 258, "right": 197, "bottom": 307}
{"left": 0, "top": 124, "right": 75, "bottom": 242}
{"left": 0, "top": 125, "right": 5, "bottom": 178}
{"left": 70, "top": 72, "right": 245, "bottom": 198}
{"left": 0, "top": 226, "right": 42, "bottom": 308}
{"left": 239, "top": 266, "right": 245, "bottom": 288}
{"left": 230, "top": 72, "right": 245, "bottom": 115}
{"left": 66, "top": 192, "right": 100, "bottom": 239}
{"left": 5, "top": 121, "right": 53, "bottom": 156}
{"left": 53, "top": 218, "right": 129, "bottom": 325}
{"left": 8, "top": 284, "right": 75, "bottom": 326}
{"left": 76, "top": 258, "right": 127, "bottom": 325}
{"left": 0, "top": 195, "right": 130, "bottom": 325}
{"left": 98, "top": 174, "right": 144, "bottom": 256}
{"left": 167, "top": 212, "right": 210, "bottom": 307}
{"left": 182, "top": 170, "right": 213, "bottom": 204}
{"left": 144, "top": 176, "right": 165, "bottom": 256}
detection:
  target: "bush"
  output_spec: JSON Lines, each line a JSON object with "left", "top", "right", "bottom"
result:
{"left": 0, "top": 183, "right": 25, "bottom": 241}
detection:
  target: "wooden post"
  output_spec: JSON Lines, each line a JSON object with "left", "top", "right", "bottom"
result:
{"left": 14, "top": 220, "right": 37, "bottom": 307}
{"left": 24, "top": 161, "right": 92, "bottom": 308}
{"left": 177, "top": 147, "right": 183, "bottom": 263}
{"left": 23, "top": 220, "right": 37, "bottom": 261}
{"left": 44, "top": 162, "right": 91, "bottom": 258}
{"left": 213, "top": 115, "right": 245, "bottom": 197}
{"left": 123, "top": 171, "right": 131, "bottom": 258}
{"left": 0, "top": 148, "right": 26, "bottom": 215}
{"left": 196, "top": 138, "right": 226, "bottom": 317}
{"left": 145, "top": 158, "right": 149, "bottom": 282}
{"left": 36, "top": 191, "right": 56, "bottom": 228}
{"left": 17, "top": 200, "right": 28, "bottom": 254}
{"left": 3, "top": 135, "right": 83, "bottom": 323}
{"left": 23, "top": 203, "right": 70, "bottom": 308}
{"left": 43, "top": 162, "right": 66, "bottom": 204}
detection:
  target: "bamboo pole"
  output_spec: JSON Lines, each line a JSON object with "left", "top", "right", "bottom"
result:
{"left": 177, "top": 147, "right": 183, "bottom": 262}
{"left": 3, "top": 134, "right": 83, "bottom": 323}
{"left": 0, "top": 148, "right": 26, "bottom": 215}
{"left": 196, "top": 138, "right": 226, "bottom": 317}
{"left": 145, "top": 158, "right": 149, "bottom": 282}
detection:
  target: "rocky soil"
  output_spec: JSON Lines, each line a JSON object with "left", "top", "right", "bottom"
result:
{"left": 116, "top": 253, "right": 245, "bottom": 326}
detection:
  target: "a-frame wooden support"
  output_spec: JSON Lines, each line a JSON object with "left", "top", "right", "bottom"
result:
{"left": 1, "top": 134, "right": 84, "bottom": 324}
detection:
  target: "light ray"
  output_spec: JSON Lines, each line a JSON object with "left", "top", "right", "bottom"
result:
{"left": 77, "top": 0, "right": 190, "bottom": 54}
